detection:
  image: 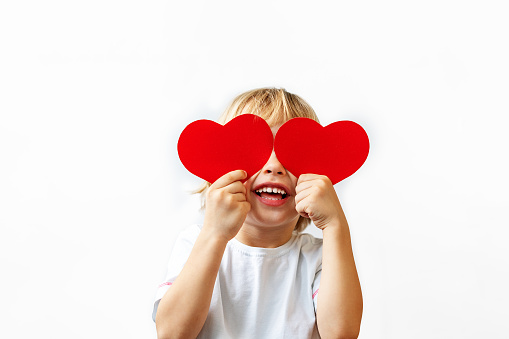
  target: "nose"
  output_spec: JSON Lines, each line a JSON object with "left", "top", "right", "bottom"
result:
{"left": 261, "top": 150, "right": 287, "bottom": 175}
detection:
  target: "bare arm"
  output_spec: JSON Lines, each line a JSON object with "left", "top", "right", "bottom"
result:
{"left": 318, "top": 219, "right": 363, "bottom": 338}
{"left": 295, "top": 174, "right": 363, "bottom": 339}
{"left": 155, "top": 170, "right": 250, "bottom": 339}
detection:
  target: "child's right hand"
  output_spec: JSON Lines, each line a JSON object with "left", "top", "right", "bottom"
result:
{"left": 203, "top": 170, "right": 251, "bottom": 242}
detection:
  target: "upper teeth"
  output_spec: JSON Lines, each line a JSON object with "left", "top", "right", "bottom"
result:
{"left": 255, "top": 187, "right": 287, "bottom": 195}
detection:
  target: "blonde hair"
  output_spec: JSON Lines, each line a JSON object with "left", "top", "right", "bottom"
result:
{"left": 195, "top": 87, "right": 320, "bottom": 232}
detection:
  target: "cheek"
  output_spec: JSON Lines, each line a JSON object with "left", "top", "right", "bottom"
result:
{"left": 289, "top": 177, "right": 298, "bottom": 194}
{"left": 286, "top": 170, "right": 298, "bottom": 184}
{"left": 243, "top": 171, "right": 261, "bottom": 195}
{"left": 243, "top": 179, "right": 255, "bottom": 199}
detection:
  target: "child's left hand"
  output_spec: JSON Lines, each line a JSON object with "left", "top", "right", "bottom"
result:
{"left": 294, "top": 174, "right": 347, "bottom": 230}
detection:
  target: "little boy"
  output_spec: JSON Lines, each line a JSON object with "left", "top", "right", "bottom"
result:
{"left": 153, "top": 88, "right": 363, "bottom": 338}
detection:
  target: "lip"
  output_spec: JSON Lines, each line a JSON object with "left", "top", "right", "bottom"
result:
{"left": 252, "top": 182, "right": 292, "bottom": 207}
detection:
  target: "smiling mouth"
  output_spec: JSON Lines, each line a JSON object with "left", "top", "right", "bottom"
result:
{"left": 254, "top": 187, "right": 288, "bottom": 200}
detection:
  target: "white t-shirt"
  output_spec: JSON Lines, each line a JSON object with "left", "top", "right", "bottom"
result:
{"left": 153, "top": 225, "right": 323, "bottom": 339}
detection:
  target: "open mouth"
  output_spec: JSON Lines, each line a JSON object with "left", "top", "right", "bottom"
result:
{"left": 254, "top": 186, "right": 288, "bottom": 201}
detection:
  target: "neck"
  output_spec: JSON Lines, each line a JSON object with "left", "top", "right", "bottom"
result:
{"left": 234, "top": 221, "right": 297, "bottom": 248}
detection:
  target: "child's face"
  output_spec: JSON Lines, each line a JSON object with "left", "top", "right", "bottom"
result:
{"left": 242, "top": 125, "right": 300, "bottom": 230}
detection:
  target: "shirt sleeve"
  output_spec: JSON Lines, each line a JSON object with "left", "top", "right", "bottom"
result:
{"left": 152, "top": 225, "right": 201, "bottom": 322}
{"left": 312, "top": 263, "right": 322, "bottom": 310}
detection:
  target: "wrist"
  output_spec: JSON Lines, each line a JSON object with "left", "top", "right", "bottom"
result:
{"left": 200, "top": 223, "right": 231, "bottom": 246}
{"left": 321, "top": 218, "right": 349, "bottom": 236}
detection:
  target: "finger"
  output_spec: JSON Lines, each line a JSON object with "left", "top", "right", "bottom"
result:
{"left": 295, "top": 198, "right": 311, "bottom": 219}
{"left": 230, "top": 192, "right": 248, "bottom": 202}
{"left": 297, "top": 173, "right": 320, "bottom": 185}
{"left": 211, "top": 170, "right": 247, "bottom": 189}
{"left": 297, "top": 173, "right": 330, "bottom": 186}
{"left": 294, "top": 187, "right": 314, "bottom": 206}
{"left": 225, "top": 181, "right": 247, "bottom": 195}
{"left": 295, "top": 180, "right": 317, "bottom": 195}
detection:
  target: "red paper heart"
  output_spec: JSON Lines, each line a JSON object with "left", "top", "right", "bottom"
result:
{"left": 274, "top": 118, "right": 369, "bottom": 184}
{"left": 177, "top": 114, "right": 274, "bottom": 183}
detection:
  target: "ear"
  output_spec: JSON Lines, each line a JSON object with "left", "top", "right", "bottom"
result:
{"left": 177, "top": 114, "right": 273, "bottom": 183}
{"left": 274, "top": 118, "right": 369, "bottom": 184}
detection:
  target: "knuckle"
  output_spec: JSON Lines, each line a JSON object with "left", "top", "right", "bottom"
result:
{"left": 210, "top": 188, "right": 227, "bottom": 203}
{"left": 225, "top": 194, "right": 235, "bottom": 204}
{"left": 206, "top": 189, "right": 215, "bottom": 200}
{"left": 316, "top": 182, "right": 327, "bottom": 193}
{"left": 320, "top": 175, "right": 332, "bottom": 186}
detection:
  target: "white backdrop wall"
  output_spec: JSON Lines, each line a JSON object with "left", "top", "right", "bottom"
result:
{"left": 1, "top": 1, "right": 508, "bottom": 338}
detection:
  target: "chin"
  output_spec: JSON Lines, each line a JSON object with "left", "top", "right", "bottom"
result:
{"left": 245, "top": 212, "right": 299, "bottom": 229}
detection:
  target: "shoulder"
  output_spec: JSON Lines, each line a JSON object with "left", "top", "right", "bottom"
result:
{"left": 294, "top": 232, "right": 323, "bottom": 249}
{"left": 292, "top": 232, "right": 323, "bottom": 261}
{"left": 179, "top": 224, "right": 202, "bottom": 238}
{"left": 168, "top": 224, "right": 202, "bottom": 252}
{"left": 175, "top": 224, "right": 201, "bottom": 242}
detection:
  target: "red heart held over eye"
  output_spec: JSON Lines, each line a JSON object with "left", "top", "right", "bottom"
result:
{"left": 177, "top": 114, "right": 274, "bottom": 183}
{"left": 274, "top": 118, "right": 369, "bottom": 184}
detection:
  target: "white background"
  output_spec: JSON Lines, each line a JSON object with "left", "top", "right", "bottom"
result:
{"left": 1, "top": 1, "right": 508, "bottom": 338}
